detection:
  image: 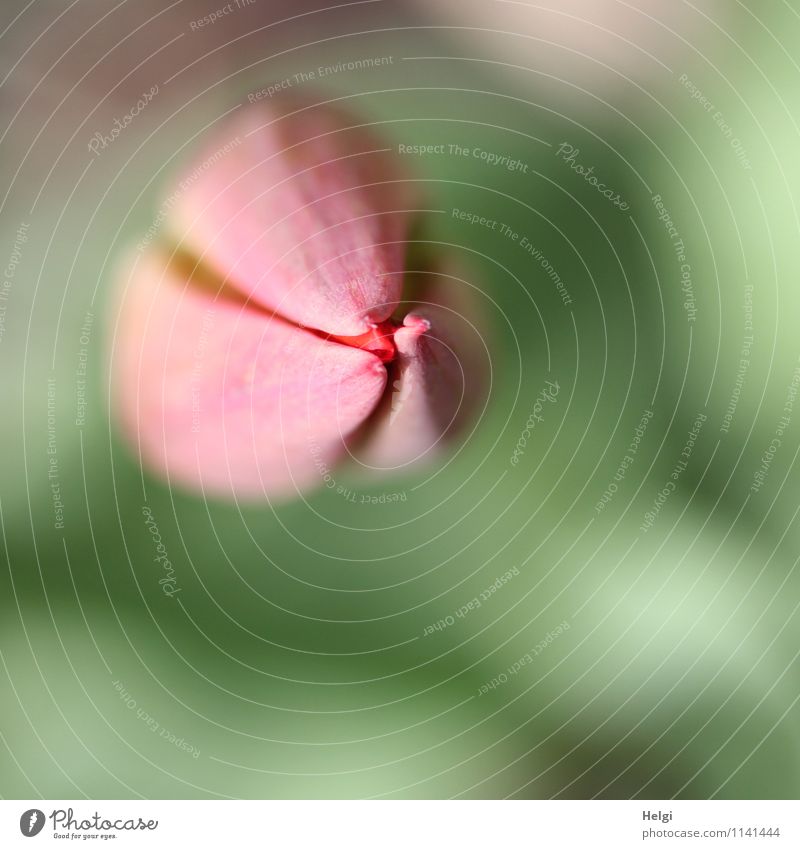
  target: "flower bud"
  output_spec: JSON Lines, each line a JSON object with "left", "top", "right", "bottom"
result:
{"left": 110, "top": 97, "right": 487, "bottom": 500}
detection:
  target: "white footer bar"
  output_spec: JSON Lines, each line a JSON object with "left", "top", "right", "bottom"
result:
{"left": 1, "top": 800, "right": 796, "bottom": 848}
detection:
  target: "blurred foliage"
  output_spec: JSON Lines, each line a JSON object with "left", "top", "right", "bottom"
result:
{"left": 1, "top": 1, "right": 799, "bottom": 799}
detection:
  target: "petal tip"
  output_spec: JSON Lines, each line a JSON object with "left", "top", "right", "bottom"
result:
{"left": 404, "top": 315, "right": 431, "bottom": 333}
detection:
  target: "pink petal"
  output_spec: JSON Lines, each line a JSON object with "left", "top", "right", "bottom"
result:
{"left": 349, "top": 269, "right": 489, "bottom": 471}
{"left": 111, "top": 249, "right": 388, "bottom": 500}
{"left": 165, "top": 98, "right": 415, "bottom": 337}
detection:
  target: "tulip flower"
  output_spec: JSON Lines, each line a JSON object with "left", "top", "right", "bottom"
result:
{"left": 110, "top": 97, "right": 486, "bottom": 500}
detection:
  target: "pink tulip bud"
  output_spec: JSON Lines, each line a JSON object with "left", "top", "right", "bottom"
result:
{"left": 110, "top": 98, "right": 486, "bottom": 500}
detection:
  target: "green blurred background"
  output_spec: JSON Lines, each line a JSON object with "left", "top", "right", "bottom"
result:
{"left": 1, "top": 0, "right": 799, "bottom": 799}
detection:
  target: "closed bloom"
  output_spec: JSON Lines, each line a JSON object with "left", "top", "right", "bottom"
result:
{"left": 110, "top": 97, "right": 487, "bottom": 500}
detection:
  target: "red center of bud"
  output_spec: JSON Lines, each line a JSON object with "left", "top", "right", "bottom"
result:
{"left": 329, "top": 320, "right": 398, "bottom": 363}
